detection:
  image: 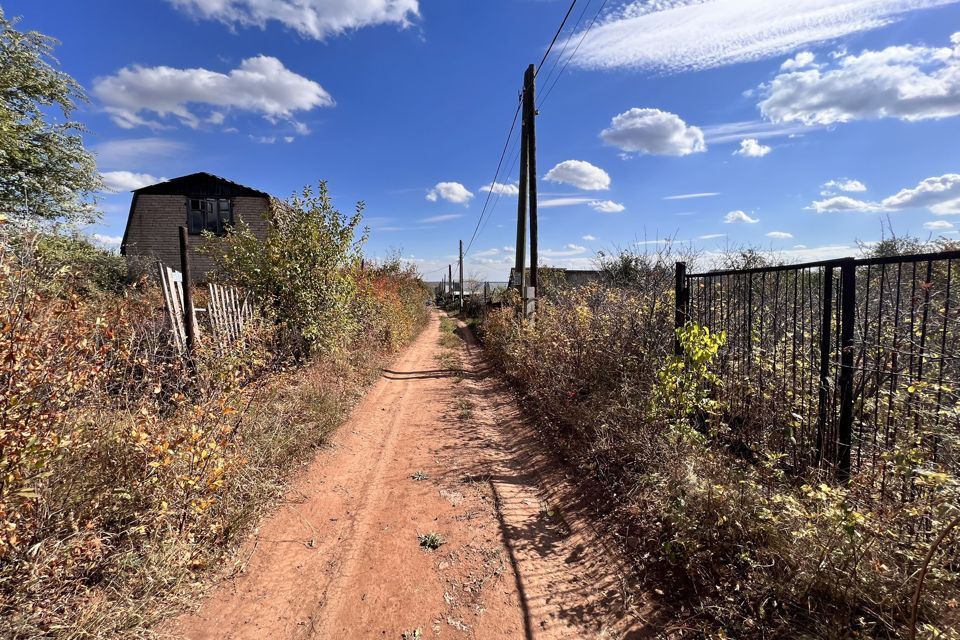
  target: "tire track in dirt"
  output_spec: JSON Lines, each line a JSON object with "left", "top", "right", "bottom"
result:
{"left": 168, "top": 312, "right": 653, "bottom": 639}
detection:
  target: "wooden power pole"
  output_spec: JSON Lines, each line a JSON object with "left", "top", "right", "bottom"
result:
{"left": 525, "top": 63, "right": 538, "bottom": 297}
{"left": 448, "top": 264, "right": 453, "bottom": 296}
{"left": 459, "top": 240, "right": 464, "bottom": 313}
{"left": 513, "top": 64, "right": 538, "bottom": 316}
{"left": 514, "top": 103, "right": 528, "bottom": 293}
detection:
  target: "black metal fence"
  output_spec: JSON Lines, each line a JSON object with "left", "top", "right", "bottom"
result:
{"left": 676, "top": 251, "right": 960, "bottom": 499}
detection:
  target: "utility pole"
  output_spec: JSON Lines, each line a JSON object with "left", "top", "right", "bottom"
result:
{"left": 458, "top": 240, "right": 464, "bottom": 313}
{"left": 448, "top": 264, "right": 453, "bottom": 296}
{"left": 514, "top": 98, "right": 528, "bottom": 293}
{"left": 525, "top": 63, "right": 539, "bottom": 298}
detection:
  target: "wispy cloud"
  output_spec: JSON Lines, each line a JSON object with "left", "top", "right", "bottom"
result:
{"left": 663, "top": 192, "right": 720, "bottom": 200}
{"left": 94, "top": 137, "right": 186, "bottom": 168}
{"left": 702, "top": 120, "right": 818, "bottom": 144}
{"left": 420, "top": 213, "right": 463, "bottom": 223}
{"left": 567, "top": 0, "right": 959, "bottom": 73}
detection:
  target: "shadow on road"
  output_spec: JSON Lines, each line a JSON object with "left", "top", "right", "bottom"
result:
{"left": 427, "top": 320, "right": 670, "bottom": 638}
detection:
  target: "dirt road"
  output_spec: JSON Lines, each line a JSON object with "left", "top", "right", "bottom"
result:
{"left": 170, "top": 312, "right": 649, "bottom": 639}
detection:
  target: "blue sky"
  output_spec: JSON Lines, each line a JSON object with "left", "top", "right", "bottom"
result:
{"left": 9, "top": 0, "right": 960, "bottom": 279}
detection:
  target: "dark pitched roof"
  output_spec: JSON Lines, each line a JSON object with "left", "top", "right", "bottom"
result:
{"left": 133, "top": 172, "right": 270, "bottom": 198}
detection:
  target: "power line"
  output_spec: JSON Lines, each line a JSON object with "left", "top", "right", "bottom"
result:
{"left": 535, "top": 0, "right": 593, "bottom": 95}
{"left": 462, "top": 101, "right": 522, "bottom": 257}
{"left": 536, "top": 0, "right": 579, "bottom": 76}
{"left": 538, "top": 0, "right": 610, "bottom": 111}
{"left": 462, "top": 0, "right": 580, "bottom": 260}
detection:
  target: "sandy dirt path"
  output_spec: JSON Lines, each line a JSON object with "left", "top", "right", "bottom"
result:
{"left": 169, "top": 312, "right": 651, "bottom": 639}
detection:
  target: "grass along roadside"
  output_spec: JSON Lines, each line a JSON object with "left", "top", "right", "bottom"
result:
{"left": 2, "top": 337, "right": 422, "bottom": 639}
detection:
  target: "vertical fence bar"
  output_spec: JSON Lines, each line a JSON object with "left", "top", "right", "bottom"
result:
{"left": 674, "top": 262, "right": 688, "bottom": 356}
{"left": 816, "top": 264, "right": 834, "bottom": 466}
{"left": 837, "top": 258, "right": 856, "bottom": 481}
{"left": 178, "top": 226, "right": 198, "bottom": 361}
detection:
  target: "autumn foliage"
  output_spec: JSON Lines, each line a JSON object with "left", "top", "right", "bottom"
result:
{"left": 0, "top": 225, "right": 429, "bottom": 637}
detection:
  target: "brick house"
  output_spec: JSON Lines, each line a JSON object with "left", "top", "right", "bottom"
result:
{"left": 120, "top": 172, "right": 271, "bottom": 281}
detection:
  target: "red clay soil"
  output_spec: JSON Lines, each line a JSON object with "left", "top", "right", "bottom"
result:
{"left": 167, "top": 312, "right": 654, "bottom": 639}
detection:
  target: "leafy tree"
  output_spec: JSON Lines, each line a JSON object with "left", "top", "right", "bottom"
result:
{"left": 213, "top": 181, "right": 367, "bottom": 356}
{"left": 0, "top": 9, "right": 100, "bottom": 221}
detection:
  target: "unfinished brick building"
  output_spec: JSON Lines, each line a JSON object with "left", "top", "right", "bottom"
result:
{"left": 120, "top": 172, "right": 271, "bottom": 281}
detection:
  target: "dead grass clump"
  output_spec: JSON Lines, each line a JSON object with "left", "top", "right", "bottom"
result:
{"left": 482, "top": 263, "right": 960, "bottom": 638}
{"left": 0, "top": 229, "right": 429, "bottom": 638}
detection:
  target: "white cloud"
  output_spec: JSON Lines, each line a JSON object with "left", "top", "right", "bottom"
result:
{"left": 699, "top": 233, "right": 726, "bottom": 240}
{"left": 734, "top": 138, "right": 772, "bottom": 157}
{"left": 472, "top": 248, "right": 501, "bottom": 258}
{"left": 663, "top": 192, "right": 719, "bottom": 200}
{"left": 821, "top": 179, "right": 867, "bottom": 195}
{"left": 924, "top": 220, "right": 955, "bottom": 230}
{"left": 809, "top": 195, "right": 883, "bottom": 212}
{"left": 781, "top": 51, "right": 817, "bottom": 70}
{"left": 426, "top": 181, "right": 473, "bottom": 204}
{"left": 566, "top": 0, "right": 959, "bottom": 73}
{"left": 100, "top": 171, "right": 163, "bottom": 192}
{"left": 601, "top": 108, "right": 706, "bottom": 156}
{"left": 724, "top": 210, "right": 759, "bottom": 224}
{"left": 541, "top": 244, "right": 587, "bottom": 258}
{"left": 759, "top": 31, "right": 960, "bottom": 125}
{"left": 169, "top": 0, "right": 419, "bottom": 40}
{"left": 811, "top": 174, "right": 960, "bottom": 214}
{"left": 284, "top": 136, "right": 295, "bottom": 143}
{"left": 766, "top": 231, "right": 794, "bottom": 239}
{"left": 582, "top": 234, "right": 597, "bottom": 241}
{"left": 589, "top": 200, "right": 625, "bottom": 213}
{"left": 420, "top": 213, "right": 463, "bottom": 223}
{"left": 543, "top": 160, "right": 611, "bottom": 190}
{"left": 881, "top": 174, "right": 960, "bottom": 213}
{"left": 94, "top": 55, "right": 333, "bottom": 130}
{"left": 702, "top": 120, "right": 817, "bottom": 143}
{"left": 94, "top": 137, "right": 186, "bottom": 168}
{"left": 480, "top": 181, "right": 520, "bottom": 196}
{"left": 251, "top": 135, "right": 277, "bottom": 144}
{"left": 540, "top": 197, "right": 592, "bottom": 208}
{"left": 91, "top": 233, "right": 123, "bottom": 250}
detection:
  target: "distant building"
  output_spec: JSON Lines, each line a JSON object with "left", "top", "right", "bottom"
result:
{"left": 508, "top": 267, "right": 603, "bottom": 289}
{"left": 120, "top": 172, "right": 271, "bottom": 281}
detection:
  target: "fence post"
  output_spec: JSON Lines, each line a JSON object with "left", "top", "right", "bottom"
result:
{"left": 674, "top": 261, "right": 688, "bottom": 356}
{"left": 178, "top": 226, "right": 198, "bottom": 360}
{"left": 837, "top": 258, "right": 856, "bottom": 481}
{"left": 815, "top": 264, "right": 834, "bottom": 466}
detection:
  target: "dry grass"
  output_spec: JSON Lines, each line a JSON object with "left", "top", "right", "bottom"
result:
{"left": 483, "top": 272, "right": 960, "bottom": 638}
{"left": 0, "top": 231, "right": 430, "bottom": 639}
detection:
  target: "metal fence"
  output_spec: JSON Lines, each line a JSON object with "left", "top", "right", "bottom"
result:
{"left": 676, "top": 250, "right": 960, "bottom": 499}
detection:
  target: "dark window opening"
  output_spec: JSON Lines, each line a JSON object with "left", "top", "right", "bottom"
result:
{"left": 187, "top": 198, "right": 233, "bottom": 235}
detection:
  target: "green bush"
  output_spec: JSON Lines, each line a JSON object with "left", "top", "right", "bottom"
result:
{"left": 212, "top": 181, "right": 367, "bottom": 357}
{"left": 4, "top": 227, "right": 130, "bottom": 294}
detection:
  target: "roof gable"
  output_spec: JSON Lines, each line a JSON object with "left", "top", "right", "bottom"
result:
{"left": 134, "top": 172, "right": 270, "bottom": 198}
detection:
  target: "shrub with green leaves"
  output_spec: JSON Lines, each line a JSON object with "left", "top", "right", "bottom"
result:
{"left": 213, "top": 181, "right": 367, "bottom": 357}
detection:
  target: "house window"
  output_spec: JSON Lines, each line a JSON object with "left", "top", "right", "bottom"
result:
{"left": 187, "top": 198, "right": 233, "bottom": 235}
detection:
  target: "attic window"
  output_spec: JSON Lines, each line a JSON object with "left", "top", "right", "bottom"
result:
{"left": 187, "top": 198, "right": 233, "bottom": 235}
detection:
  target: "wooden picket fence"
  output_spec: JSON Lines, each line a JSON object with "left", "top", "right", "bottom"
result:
{"left": 157, "top": 261, "right": 254, "bottom": 355}
{"left": 206, "top": 282, "right": 254, "bottom": 350}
